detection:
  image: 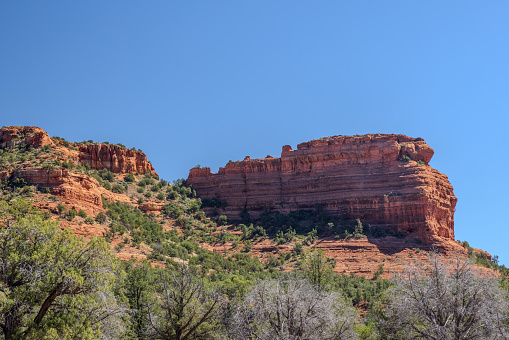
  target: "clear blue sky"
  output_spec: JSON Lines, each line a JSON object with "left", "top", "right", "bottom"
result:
{"left": 1, "top": 2, "right": 508, "bottom": 263}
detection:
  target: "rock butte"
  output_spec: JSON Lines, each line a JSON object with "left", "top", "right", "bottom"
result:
{"left": 187, "top": 134, "right": 457, "bottom": 243}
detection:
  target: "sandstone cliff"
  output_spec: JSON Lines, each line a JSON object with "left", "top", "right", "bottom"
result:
{"left": 187, "top": 134, "right": 457, "bottom": 243}
{"left": 77, "top": 143, "right": 156, "bottom": 175}
{"left": 0, "top": 126, "right": 54, "bottom": 149}
{"left": 0, "top": 126, "right": 155, "bottom": 214}
{"left": 0, "top": 126, "right": 156, "bottom": 176}
{"left": 12, "top": 167, "right": 130, "bottom": 215}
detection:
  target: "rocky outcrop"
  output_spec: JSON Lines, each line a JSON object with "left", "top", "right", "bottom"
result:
{"left": 0, "top": 126, "right": 157, "bottom": 176}
{"left": 0, "top": 126, "right": 155, "bottom": 214}
{"left": 11, "top": 167, "right": 129, "bottom": 215}
{"left": 77, "top": 144, "right": 156, "bottom": 176}
{"left": 187, "top": 134, "right": 457, "bottom": 243}
{"left": 0, "top": 126, "right": 54, "bottom": 148}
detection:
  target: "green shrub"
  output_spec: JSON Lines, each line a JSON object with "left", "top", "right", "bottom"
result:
{"left": 163, "top": 204, "right": 183, "bottom": 218}
{"left": 96, "top": 212, "right": 106, "bottom": 224}
{"left": 156, "top": 192, "right": 165, "bottom": 200}
{"left": 66, "top": 209, "right": 77, "bottom": 220}
{"left": 98, "top": 169, "right": 115, "bottom": 182}
{"left": 84, "top": 217, "right": 95, "bottom": 224}
{"left": 243, "top": 241, "right": 253, "bottom": 252}
{"left": 354, "top": 219, "right": 363, "bottom": 237}
{"left": 137, "top": 178, "right": 154, "bottom": 187}
{"left": 61, "top": 161, "right": 74, "bottom": 169}
{"left": 217, "top": 215, "right": 228, "bottom": 226}
{"left": 144, "top": 192, "right": 152, "bottom": 198}
{"left": 78, "top": 209, "right": 87, "bottom": 218}
{"left": 293, "top": 242, "right": 303, "bottom": 256}
{"left": 112, "top": 184, "right": 125, "bottom": 194}
{"left": 241, "top": 224, "right": 267, "bottom": 240}
{"left": 114, "top": 243, "right": 125, "bottom": 252}
{"left": 124, "top": 173, "right": 135, "bottom": 182}
{"left": 194, "top": 210, "right": 206, "bottom": 221}
{"left": 56, "top": 203, "right": 66, "bottom": 215}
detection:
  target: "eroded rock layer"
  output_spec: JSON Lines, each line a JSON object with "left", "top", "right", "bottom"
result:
{"left": 0, "top": 126, "right": 155, "bottom": 214}
{"left": 187, "top": 134, "right": 457, "bottom": 242}
{"left": 77, "top": 144, "right": 156, "bottom": 175}
{"left": 0, "top": 126, "right": 54, "bottom": 149}
{"left": 0, "top": 126, "right": 156, "bottom": 175}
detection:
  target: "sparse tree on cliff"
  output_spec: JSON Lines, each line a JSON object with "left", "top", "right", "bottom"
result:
{"left": 380, "top": 253, "right": 509, "bottom": 339}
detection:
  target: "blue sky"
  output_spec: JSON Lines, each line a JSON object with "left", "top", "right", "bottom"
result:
{"left": 1, "top": 2, "right": 508, "bottom": 263}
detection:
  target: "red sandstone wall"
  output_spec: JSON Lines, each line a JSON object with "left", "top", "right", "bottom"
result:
{"left": 0, "top": 126, "right": 54, "bottom": 149}
{"left": 0, "top": 126, "right": 156, "bottom": 213}
{"left": 77, "top": 144, "right": 156, "bottom": 175}
{"left": 0, "top": 126, "right": 156, "bottom": 176}
{"left": 187, "top": 134, "right": 457, "bottom": 242}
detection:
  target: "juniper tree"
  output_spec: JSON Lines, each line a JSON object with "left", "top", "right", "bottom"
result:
{"left": 0, "top": 203, "right": 126, "bottom": 339}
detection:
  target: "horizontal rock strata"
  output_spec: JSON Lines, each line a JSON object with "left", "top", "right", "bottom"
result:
{"left": 187, "top": 134, "right": 457, "bottom": 242}
{"left": 0, "top": 126, "right": 155, "bottom": 213}
{"left": 0, "top": 126, "right": 156, "bottom": 176}
{"left": 77, "top": 144, "right": 156, "bottom": 176}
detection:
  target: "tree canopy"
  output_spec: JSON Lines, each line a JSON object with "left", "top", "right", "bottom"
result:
{"left": 0, "top": 200, "right": 126, "bottom": 340}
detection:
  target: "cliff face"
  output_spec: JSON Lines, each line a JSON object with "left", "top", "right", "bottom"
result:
{"left": 77, "top": 144, "right": 156, "bottom": 176}
{"left": 0, "top": 126, "right": 155, "bottom": 214}
{"left": 12, "top": 167, "right": 130, "bottom": 215}
{"left": 0, "top": 126, "right": 54, "bottom": 149}
{"left": 0, "top": 126, "right": 156, "bottom": 176}
{"left": 187, "top": 134, "right": 457, "bottom": 242}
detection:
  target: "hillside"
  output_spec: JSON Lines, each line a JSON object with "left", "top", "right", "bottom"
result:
{"left": 0, "top": 126, "right": 497, "bottom": 279}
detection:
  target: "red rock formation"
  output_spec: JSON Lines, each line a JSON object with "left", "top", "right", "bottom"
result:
{"left": 0, "top": 126, "right": 156, "bottom": 215}
{"left": 77, "top": 144, "right": 156, "bottom": 176}
{"left": 0, "top": 126, "right": 54, "bottom": 148}
{"left": 11, "top": 167, "right": 129, "bottom": 215}
{"left": 187, "top": 134, "right": 457, "bottom": 243}
{"left": 0, "top": 126, "right": 157, "bottom": 176}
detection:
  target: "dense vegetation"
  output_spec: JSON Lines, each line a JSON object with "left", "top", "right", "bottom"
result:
{"left": 1, "top": 197, "right": 509, "bottom": 339}
{"left": 0, "top": 199, "right": 124, "bottom": 339}
{"left": 0, "top": 197, "right": 391, "bottom": 339}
